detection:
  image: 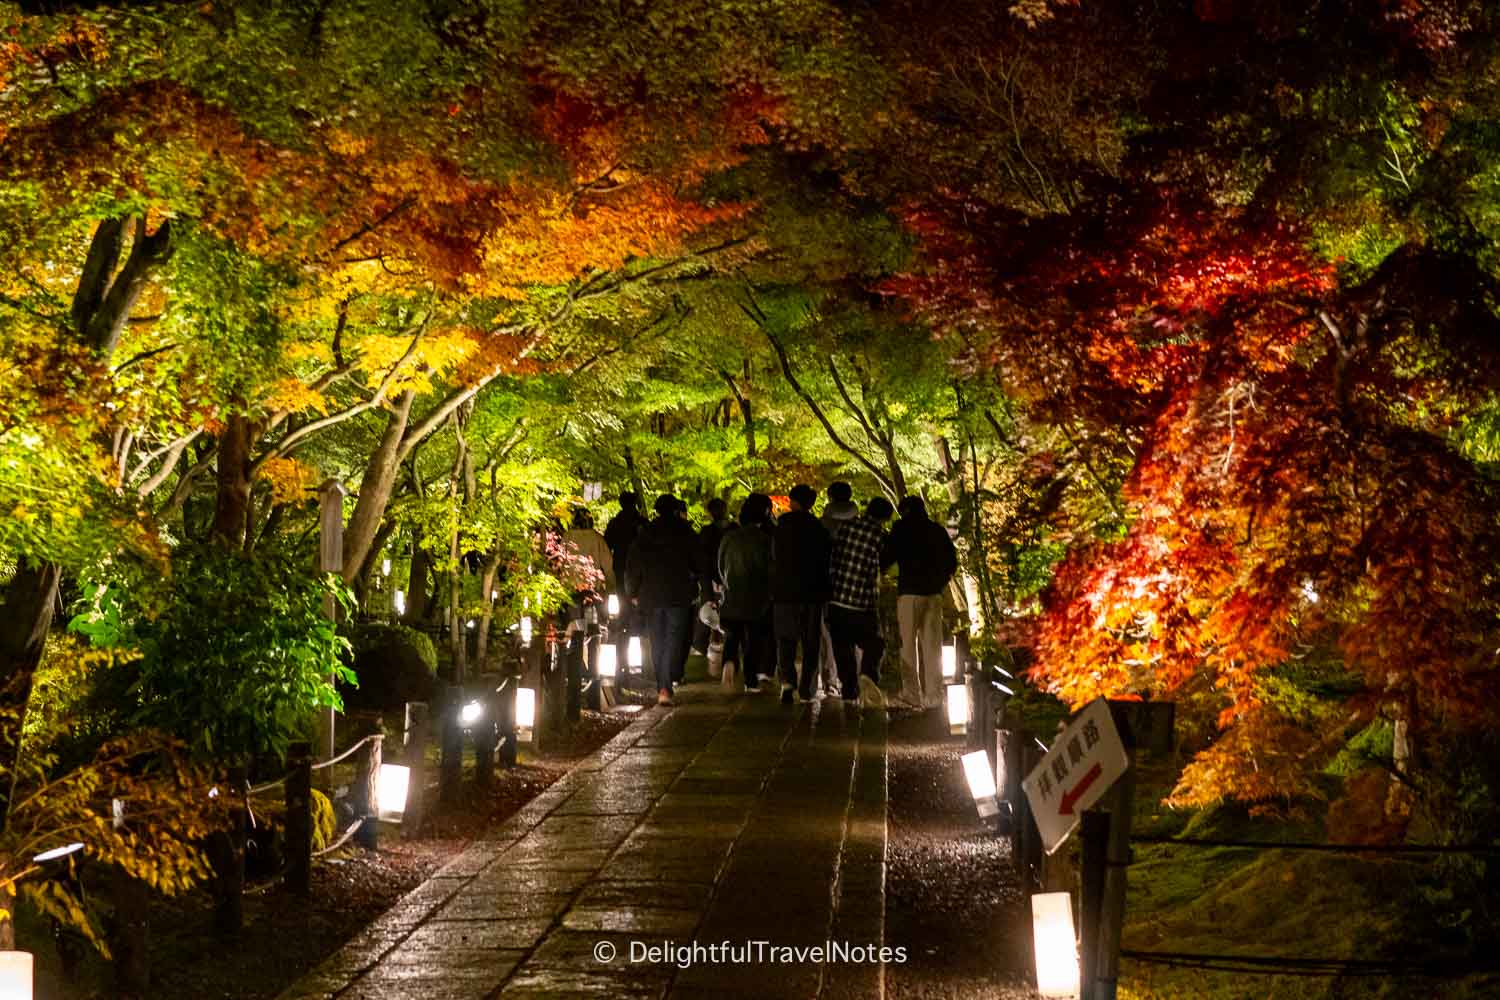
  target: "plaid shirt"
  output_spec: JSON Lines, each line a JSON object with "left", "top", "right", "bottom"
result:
{"left": 828, "top": 515, "right": 885, "bottom": 611}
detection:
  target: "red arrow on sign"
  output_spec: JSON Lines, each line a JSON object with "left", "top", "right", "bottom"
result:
{"left": 1058, "top": 763, "right": 1103, "bottom": 815}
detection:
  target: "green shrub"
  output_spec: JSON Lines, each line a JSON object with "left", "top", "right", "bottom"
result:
{"left": 68, "top": 540, "right": 355, "bottom": 760}
{"left": 342, "top": 622, "right": 438, "bottom": 713}
{"left": 310, "top": 788, "right": 336, "bottom": 851}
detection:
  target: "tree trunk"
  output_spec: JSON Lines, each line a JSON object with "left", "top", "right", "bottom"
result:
{"left": 934, "top": 433, "right": 984, "bottom": 635}
{"left": 0, "top": 560, "right": 60, "bottom": 826}
{"left": 342, "top": 391, "right": 415, "bottom": 584}
{"left": 475, "top": 548, "right": 503, "bottom": 670}
{"left": 212, "top": 413, "right": 253, "bottom": 549}
{"left": 448, "top": 529, "right": 467, "bottom": 682}
{"left": 403, "top": 529, "right": 429, "bottom": 626}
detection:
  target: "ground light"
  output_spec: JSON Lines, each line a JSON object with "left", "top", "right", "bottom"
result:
{"left": 627, "top": 636, "right": 643, "bottom": 670}
{"left": 1030, "top": 891, "right": 1081, "bottom": 998}
{"left": 381, "top": 558, "right": 391, "bottom": 576}
{"left": 32, "top": 843, "right": 83, "bottom": 863}
{"left": 598, "top": 642, "right": 617, "bottom": 679}
{"left": 0, "top": 951, "right": 31, "bottom": 1000}
{"left": 520, "top": 615, "right": 533, "bottom": 647}
{"left": 376, "top": 764, "right": 409, "bottom": 822}
{"left": 960, "top": 749, "right": 999, "bottom": 819}
{"left": 460, "top": 700, "right": 483, "bottom": 725}
{"left": 946, "top": 683, "right": 968, "bottom": 735}
{"left": 942, "top": 641, "right": 957, "bottom": 680}
{"left": 516, "top": 687, "right": 536, "bottom": 742}
{"left": 607, "top": 593, "right": 620, "bottom": 618}
{"left": 393, "top": 590, "right": 406, "bottom": 615}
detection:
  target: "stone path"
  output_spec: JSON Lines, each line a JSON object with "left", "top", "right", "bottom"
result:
{"left": 278, "top": 686, "right": 889, "bottom": 1000}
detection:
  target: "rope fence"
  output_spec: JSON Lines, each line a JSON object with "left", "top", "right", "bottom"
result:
{"left": 1129, "top": 834, "right": 1500, "bottom": 856}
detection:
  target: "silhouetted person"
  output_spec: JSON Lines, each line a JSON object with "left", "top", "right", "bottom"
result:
{"left": 718, "top": 494, "right": 775, "bottom": 691}
{"left": 828, "top": 496, "right": 894, "bottom": 705}
{"left": 624, "top": 493, "right": 701, "bottom": 705}
{"left": 771, "top": 483, "right": 831, "bottom": 704}
{"left": 881, "top": 495, "right": 957, "bottom": 710}
{"left": 604, "top": 491, "right": 646, "bottom": 588}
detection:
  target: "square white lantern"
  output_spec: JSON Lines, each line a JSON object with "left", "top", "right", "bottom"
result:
{"left": 460, "top": 700, "right": 483, "bottom": 725}
{"left": 393, "top": 590, "right": 406, "bottom": 615}
{"left": 627, "top": 635, "right": 643, "bottom": 669}
{"left": 606, "top": 593, "right": 620, "bottom": 618}
{"left": 381, "top": 558, "right": 391, "bottom": 577}
{"left": 520, "top": 615, "right": 533, "bottom": 647}
{"left": 942, "top": 641, "right": 958, "bottom": 680}
{"left": 961, "top": 749, "right": 999, "bottom": 819}
{"left": 598, "top": 643, "right": 618, "bottom": 679}
{"left": 0, "top": 951, "right": 31, "bottom": 1000}
{"left": 516, "top": 687, "right": 536, "bottom": 742}
{"left": 376, "top": 764, "right": 410, "bottom": 822}
{"left": 1031, "top": 892, "right": 1081, "bottom": 998}
{"left": 946, "top": 683, "right": 969, "bottom": 735}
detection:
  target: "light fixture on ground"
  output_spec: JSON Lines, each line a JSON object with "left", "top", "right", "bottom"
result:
{"left": 1030, "top": 891, "right": 1081, "bottom": 998}
{"left": 946, "top": 683, "right": 969, "bottom": 735}
{"left": 516, "top": 687, "right": 536, "bottom": 742}
{"left": 942, "top": 640, "right": 958, "bottom": 680}
{"left": 393, "top": 590, "right": 406, "bottom": 615}
{"left": 0, "top": 951, "right": 31, "bottom": 1000}
{"left": 606, "top": 593, "right": 620, "bottom": 618}
{"left": 460, "top": 700, "right": 483, "bottom": 726}
{"left": 376, "top": 764, "right": 409, "bottom": 822}
{"left": 519, "top": 615, "right": 533, "bottom": 647}
{"left": 598, "top": 642, "right": 617, "bottom": 680}
{"left": 627, "top": 636, "right": 643, "bottom": 670}
{"left": 381, "top": 558, "right": 391, "bottom": 577}
{"left": 32, "top": 842, "right": 84, "bottom": 863}
{"left": 961, "top": 749, "right": 999, "bottom": 819}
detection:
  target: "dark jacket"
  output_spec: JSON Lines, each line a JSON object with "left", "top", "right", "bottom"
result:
{"left": 604, "top": 508, "right": 647, "bottom": 586}
{"left": 770, "top": 508, "right": 832, "bottom": 604}
{"left": 699, "top": 517, "right": 734, "bottom": 587}
{"left": 624, "top": 515, "right": 700, "bottom": 609}
{"left": 717, "top": 527, "right": 772, "bottom": 621}
{"left": 881, "top": 511, "right": 958, "bottom": 596}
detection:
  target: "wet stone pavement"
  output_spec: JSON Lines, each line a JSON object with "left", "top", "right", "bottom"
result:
{"left": 277, "top": 685, "right": 888, "bottom": 1000}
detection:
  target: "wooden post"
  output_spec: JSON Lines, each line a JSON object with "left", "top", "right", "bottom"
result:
{"left": 542, "top": 629, "right": 567, "bottom": 749}
{"left": 585, "top": 623, "right": 602, "bottom": 711}
{"left": 439, "top": 686, "right": 463, "bottom": 804}
{"left": 474, "top": 688, "right": 497, "bottom": 789}
{"left": 285, "top": 742, "right": 313, "bottom": 895}
{"left": 211, "top": 767, "right": 248, "bottom": 935}
{"left": 351, "top": 716, "right": 382, "bottom": 850}
{"left": 566, "top": 622, "right": 583, "bottom": 723}
{"left": 1097, "top": 703, "right": 1138, "bottom": 1000}
{"left": 316, "top": 480, "right": 345, "bottom": 767}
{"left": 499, "top": 674, "right": 518, "bottom": 768}
{"left": 402, "top": 702, "right": 430, "bottom": 840}
{"left": 1018, "top": 744, "right": 1044, "bottom": 892}
{"left": 1079, "top": 810, "right": 1110, "bottom": 1000}
{"left": 111, "top": 840, "right": 150, "bottom": 998}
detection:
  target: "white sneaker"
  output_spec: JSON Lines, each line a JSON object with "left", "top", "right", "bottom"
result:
{"left": 858, "top": 675, "right": 887, "bottom": 709}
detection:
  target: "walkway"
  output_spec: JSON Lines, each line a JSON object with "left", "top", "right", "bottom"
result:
{"left": 278, "top": 686, "right": 889, "bottom": 1000}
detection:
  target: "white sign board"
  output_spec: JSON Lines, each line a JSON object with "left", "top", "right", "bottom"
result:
{"left": 1022, "top": 698, "right": 1129, "bottom": 854}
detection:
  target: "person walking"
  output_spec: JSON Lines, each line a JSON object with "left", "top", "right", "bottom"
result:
{"left": 624, "top": 493, "right": 701, "bottom": 706}
{"left": 820, "top": 481, "right": 859, "bottom": 535}
{"left": 691, "top": 497, "right": 734, "bottom": 663}
{"left": 603, "top": 491, "right": 647, "bottom": 588}
{"left": 881, "top": 495, "right": 958, "bottom": 710}
{"left": 771, "top": 483, "right": 832, "bottom": 705}
{"left": 563, "top": 507, "right": 613, "bottom": 596}
{"left": 827, "top": 496, "right": 894, "bottom": 706}
{"left": 816, "top": 481, "right": 860, "bottom": 695}
{"left": 718, "top": 493, "right": 775, "bottom": 692}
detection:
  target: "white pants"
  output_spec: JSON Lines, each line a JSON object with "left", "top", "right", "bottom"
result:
{"left": 897, "top": 594, "right": 944, "bottom": 708}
